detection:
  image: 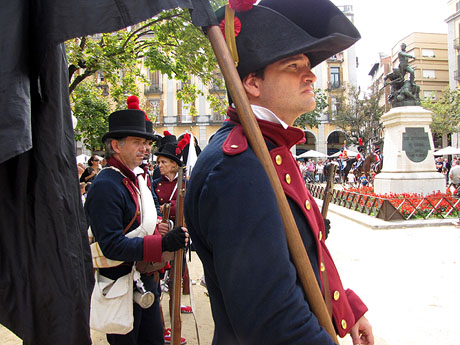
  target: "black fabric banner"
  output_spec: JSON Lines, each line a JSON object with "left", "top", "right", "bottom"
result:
{"left": 0, "top": 0, "right": 216, "bottom": 344}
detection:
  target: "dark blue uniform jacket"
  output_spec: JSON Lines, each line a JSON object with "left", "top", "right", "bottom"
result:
{"left": 184, "top": 109, "right": 367, "bottom": 345}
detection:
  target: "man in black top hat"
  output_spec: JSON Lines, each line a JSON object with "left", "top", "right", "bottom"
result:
{"left": 85, "top": 108, "right": 189, "bottom": 345}
{"left": 185, "top": 1, "right": 373, "bottom": 344}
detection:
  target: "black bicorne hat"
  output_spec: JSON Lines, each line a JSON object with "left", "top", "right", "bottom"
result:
{"left": 102, "top": 110, "right": 152, "bottom": 142}
{"left": 216, "top": 0, "right": 361, "bottom": 79}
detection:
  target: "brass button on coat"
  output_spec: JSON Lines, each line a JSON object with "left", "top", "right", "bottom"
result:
{"left": 231, "top": 144, "right": 239, "bottom": 149}
{"left": 275, "top": 155, "right": 282, "bottom": 165}
{"left": 318, "top": 231, "right": 322, "bottom": 241}
{"left": 285, "top": 174, "right": 291, "bottom": 184}
{"left": 320, "top": 262, "right": 325, "bottom": 272}
{"left": 341, "top": 319, "right": 347, "bottom": 329}
{"left": 333, "top": 291, "right": 340, "bottom": 301}
{"left": 305, "top": 200, "right": 311, "bottom": 210}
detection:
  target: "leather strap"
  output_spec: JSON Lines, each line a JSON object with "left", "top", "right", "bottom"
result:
{"left": 123, "top": 202, "right": 139, "bottom": 235}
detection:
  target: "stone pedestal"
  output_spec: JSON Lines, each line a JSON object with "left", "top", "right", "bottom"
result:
{"left": 374, "top": 106, "right": 445, "bottom": 196}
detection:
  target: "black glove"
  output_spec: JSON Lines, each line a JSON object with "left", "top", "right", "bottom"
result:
{"left": 162, "top": 227, "right": 187, "bottom": 252}
{"left": 324, "top": 218, "right": 331, "bottom": 239}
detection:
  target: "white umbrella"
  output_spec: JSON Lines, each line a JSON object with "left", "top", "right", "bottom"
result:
{"left": 76, "top": 154, "right": 90, "bottom": 164}
{"left": 328, "top": 149, "right": 358, "bottom": 158}
{"left": 297, "top": 150, "right": 327, "bottom": 159}
{"left": 433, "top": 146, "right": 460, "bottom": 156}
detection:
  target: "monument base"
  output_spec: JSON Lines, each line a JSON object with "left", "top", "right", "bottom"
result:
{"left": 374, "top": 172, "right": 445, "bottom": 196}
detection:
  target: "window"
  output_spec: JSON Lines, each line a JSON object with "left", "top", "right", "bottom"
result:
{"left": 177, "top": 100, "right": 193, "bottom": 123}
{"left": 149, "top": 100, "right": 162, "bottom": 122}
{"left": 423, "top": 91, "right": 436, "bottom": 100}
{"left": 422, "top": 49, "right": 435, "bottom": 58}
{"left": 329, "top": 67, "right": 340, "bottom": 89}
{"left": 457, "top": 1, "right": 460, "bottom": 12}
{"left": 96, "top": 72, "right": 104, "bottom": 84}
{"left": 422, "top": 69, "right": 435, "bottom": 79}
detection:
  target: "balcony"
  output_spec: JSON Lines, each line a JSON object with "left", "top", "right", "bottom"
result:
{"left": 145, "top": 85, "right": 162, "bottom": 94}
{"left": 144, "top": 85, "right": 162, "bottom": 94}
{"left": 454, "top": 70, "right": 460, "bottom": 81}
{"left": 327, "top": 81, "right": 343, "bottom": 90}
{"left": 157, "top": 114, "right": 226, "bottom": 126}
{"left": 455, "top": 38, "right": 460, "bottom": 50}
{"left": 326, "top": 53, "right": 344, "bottom": 63}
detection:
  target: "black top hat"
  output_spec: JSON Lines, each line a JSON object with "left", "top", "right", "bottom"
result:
{"left": 154, "top": 142, "right": 184, "bottom": 167}
{"left": 357, "top": 146, "right": 364, "bottom": 153}
{"left": 154, "top": 132, "right": 184, "bottom": 166}
{"left": 102, "top": 110, "right": 152, "bottom": 142}
{"left": 157, "top": 131, "right": 178, "bottom": 151}
{"left": 145, "top": 120, "right": 160, "bottom": 142}
{"left": 216, "top": 0, "right": 360, "bottom": 79}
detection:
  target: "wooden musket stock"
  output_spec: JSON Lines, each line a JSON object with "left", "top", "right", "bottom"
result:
{"left": 205, "top": 25, "right": 338, "bottom": 342}
{"left": 321, "top": 163, "right": 337, "bottom": 219}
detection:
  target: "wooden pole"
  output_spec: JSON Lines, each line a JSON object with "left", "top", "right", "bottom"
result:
{"left": 171, "top": 167, "right": 186, "bottom": 345}
{"left": 205, "top": 25, "right": 338, "bottom": 343}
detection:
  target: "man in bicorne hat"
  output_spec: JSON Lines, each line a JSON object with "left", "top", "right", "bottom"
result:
{"left": 85, "top": 108, "right": 189, "bottom": 345}
{"left": 185, "top": 0, "right": 373, "bottom": 344}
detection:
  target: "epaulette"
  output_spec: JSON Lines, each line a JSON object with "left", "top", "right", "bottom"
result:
{"left": 222, "top": 124, "right": 248, "bottom": 155}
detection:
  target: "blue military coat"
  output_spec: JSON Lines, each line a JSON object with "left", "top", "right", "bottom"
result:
{"left": 184, "top": 108, "right": 367, "bottom": 345}
{"left": 85, "top": 158, "right": 162, "bottom": 280}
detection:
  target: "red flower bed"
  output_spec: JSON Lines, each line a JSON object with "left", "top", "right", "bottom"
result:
{"left": 343, "top": 186, "right": 460, "bottom": 219}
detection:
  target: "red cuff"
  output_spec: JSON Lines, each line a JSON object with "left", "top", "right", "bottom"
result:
{"left": 345, "top": 289, "right": 368, "bottom": 323}
{"left": 143, "top": 233, "right": 162, "bottom": 262}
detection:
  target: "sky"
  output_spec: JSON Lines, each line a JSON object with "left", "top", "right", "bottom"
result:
{"left": 332, "top": 0, "right": 450, "bottom": 90}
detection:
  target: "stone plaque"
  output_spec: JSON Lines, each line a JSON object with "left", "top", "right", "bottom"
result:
{"left": 402, "top": 127, "right": 431, "bottom": 163}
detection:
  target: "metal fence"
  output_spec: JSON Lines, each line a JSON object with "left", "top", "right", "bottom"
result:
{"left": 307, "top": 184, "right": 460, "bottom": 221}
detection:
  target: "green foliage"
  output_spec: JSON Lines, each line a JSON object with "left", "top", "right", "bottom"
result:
{"left": 293, "top": 88, "right": 328, "bottom": 129}
{"left": 421, "top": 88, "right": 460, "bottom": 136}
{"left": 71, "top": 81, "right": 111, "bottom": 151}
{"left": 331, "top": 85, "right": 385, "bottom": 150}
{"left": 66, "top": 3, "right": 228, "bottom": 142}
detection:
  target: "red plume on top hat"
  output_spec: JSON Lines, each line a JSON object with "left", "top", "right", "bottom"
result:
{"left": 127, "top": 95, "right": 149, "bottom": 121}
{"left": 176, "top": 133, "right": 190, "bottom": 155}
{"left": 359, "top": 138, "right": 363, "bottom": 146}
{"left": 164, "top": 130, "right": 172, "bottom": 136}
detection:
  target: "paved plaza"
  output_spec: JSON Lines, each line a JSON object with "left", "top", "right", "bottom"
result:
{"left": 1, "top": 204, "right": 459, "bottom": 344}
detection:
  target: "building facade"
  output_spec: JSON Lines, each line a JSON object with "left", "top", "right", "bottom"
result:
{"left": 391, "top": 32, "right": 449, "bottom": 102}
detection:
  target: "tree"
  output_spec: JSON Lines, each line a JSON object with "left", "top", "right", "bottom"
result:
{"left": 71, "top": 81, "right": 111, "bottom": 151}
{"left": 67, "top": 1, "right": 228, "bottom": 145}
{"left": 421, "top": 88, "right": 460, "bottom": 147}
{"left": 331, "top": 85, "right": 385, "bottom": 151}
{"left": 293, "top": 88, "right": 328, "bottom": 129}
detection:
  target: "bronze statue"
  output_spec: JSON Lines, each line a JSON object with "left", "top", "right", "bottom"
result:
{"left": 383, "top": 43, "right": 420, "bottom": 107}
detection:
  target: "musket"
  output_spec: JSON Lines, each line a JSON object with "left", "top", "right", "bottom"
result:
{"left": 205, "top": 25, "right": 338, "bottom": 342}
{"left": 171, "top": 166, "right": 186, "bottom": 345}
{"left": 321, "top": 163, "right": 337, "bottom": 219}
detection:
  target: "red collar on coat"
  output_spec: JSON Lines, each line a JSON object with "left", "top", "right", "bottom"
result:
{"left": 107, "top": 156, "right": 141, "bottom": 223}
{"left": 223, "top": 106, "right": 305, "bottom": 155}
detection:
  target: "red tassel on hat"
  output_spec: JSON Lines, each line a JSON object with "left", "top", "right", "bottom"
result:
{"left": 127, "top": 95, "right": 149, "bottom": 121}
{"left": 164, "top": 130, "right": 172, "bottom": 136}
{"left": 229, "top": 0, "right": 257, "bottom": 11}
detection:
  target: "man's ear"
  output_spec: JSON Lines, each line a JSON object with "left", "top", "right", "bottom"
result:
{"left": 242, "top": 73, "right": 261, "bottom": 99}
{"left": 111, "top": 139, "right": 122, "bottom": 154}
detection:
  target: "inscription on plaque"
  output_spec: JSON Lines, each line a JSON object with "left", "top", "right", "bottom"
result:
{"left": 402, "top": 127, "right": 431, "bottom": 163}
